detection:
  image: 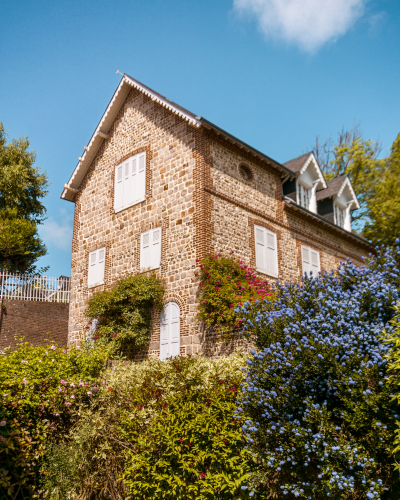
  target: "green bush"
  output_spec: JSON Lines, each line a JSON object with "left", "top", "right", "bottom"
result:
{"left": 0, "top": 340, "right": 109, "bottom": 499}
{"left": 41, "top": 353, "right": 256, "bottom": 499}
{"left": 196, "top": 252, "right": 273, "bottom": 335}
{"left": 86, "top": 273, "right": 165, "bottom": 355}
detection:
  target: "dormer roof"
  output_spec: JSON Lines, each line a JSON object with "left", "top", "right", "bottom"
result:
{"left": 317, "top": 176, "right": 360, "bottom": 210}
{"left": 283, "top": 152, "right": 327, "bottom": 190}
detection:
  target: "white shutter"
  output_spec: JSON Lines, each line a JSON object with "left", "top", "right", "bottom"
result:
{"left": 302, "top": 246, "right": 310, "bottom": 276}
{"left": 170, "top": 303, "right": 180, "bottom": 357}
{"left": 255, "top": 226, "right": 265, "bottom": 272}
{"left": 114, "top": 165, "right": 123, "bottom": 211}
{"left": 140, "top": 232, "right": 151, "bottom": 270}
{"left": 131, "top": 157, "right": 138, "bottom": 203}
{"left": 123, "top": 159, "right": 134, "bottom": 208}
{"left": 310, "top": 249, "right": 320, "bottom": 276}
{"left": 151, "top": 228, "right": 161, "bottom": 269}
{"left": 137, "top": 153, "right": 146, "bottom": 201}
{"left": 160, "top": 302, "right": 180, "bottom": 361}
{"left": 266, "top": 230, "right": 278, "bottom": 277}
{"left": 160, "top": 306, "right": 169, "bottom": 361}
{"left": 98, "top": 248, "right": 105, "bottom": 284}
{"left": 88, "top": 251, "right": 97, "bottom": 286}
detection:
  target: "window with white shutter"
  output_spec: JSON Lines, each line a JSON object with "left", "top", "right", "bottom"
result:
{"left": 334, "top": 204, "right": 345, "bottom": 228}
{"left": 160, "top": 302, "right": 180, "bottom": 361}
{"left": 140, "top": 227, "right": 162, "bottom": 271}
{"left": 88, "top": 247, "right": 106, "bottom": 287}
{"left": 297, "top": 182, "right": 311, "bottom": 210}
{"left": 254, "top": 225, "right": 278, "bottom": 278}
{"left": 114, "top": 152, "right": 146, "bottom": 212}
{"left": 301, "top": 245, "right": 320, "bottom": 277}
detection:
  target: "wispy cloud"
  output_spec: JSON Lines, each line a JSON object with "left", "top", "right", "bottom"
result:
{"left": 39, "top": 213, "right": 73, "bottom": 252}
{"left": 233, "top": 0, "right": 367, "bottom": 52}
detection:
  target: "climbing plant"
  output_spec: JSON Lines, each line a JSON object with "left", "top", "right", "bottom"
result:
{"left": 196, "top": 252, "right": 273, "bottom": 335}
{"left": 86, "top": 274, "right": 165, "bottom": 355}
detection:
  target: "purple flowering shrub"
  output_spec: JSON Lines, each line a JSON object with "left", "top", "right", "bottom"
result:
{"left": 236, "top": 245, "right": 400, "bottom": 499}
{"left": 0, "top": 340, "right": 109, "bottom": 499}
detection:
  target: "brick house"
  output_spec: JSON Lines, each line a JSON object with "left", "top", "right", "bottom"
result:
{"left": 62, "top": 74, "right": 373, "bottom": 358}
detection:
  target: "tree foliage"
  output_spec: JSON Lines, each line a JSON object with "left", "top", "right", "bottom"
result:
{"left": 236, "top": 245, "right": 400, "bottom": 499}
{"left": 363, "top": 134, "right": 400, "bottom": 246}
{"left": 313, "top": 126, "right": 400, "bottom": 244}
{"left": 0, "top": 122, "right": 49, "bottom": 273}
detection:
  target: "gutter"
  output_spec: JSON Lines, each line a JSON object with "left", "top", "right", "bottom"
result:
{"left": 284, "top": 198, "right": 374, "bottom": 251}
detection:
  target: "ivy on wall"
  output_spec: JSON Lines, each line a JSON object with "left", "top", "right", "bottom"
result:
{"left": 86, "top": 274, "right": 165, "bottom": 356}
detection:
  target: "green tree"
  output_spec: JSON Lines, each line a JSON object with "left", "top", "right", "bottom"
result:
{"left": 313, "top": 125, "right": 383, "bottom": 231}
{"left": 363, "top": 134, "right": 400, "bottom": 246}
{"left": 0, "top": 122, "right": 49, "bottom": 273}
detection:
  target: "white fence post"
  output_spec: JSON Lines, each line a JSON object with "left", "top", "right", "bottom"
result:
{"left": 0, "top": 271, "right": 70, "bottom": 303}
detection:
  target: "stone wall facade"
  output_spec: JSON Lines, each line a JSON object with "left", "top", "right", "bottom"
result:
{"left": 0, "top": 300, "right": 69, "bottom": 351}
{"left": 67, "top": 86, "right": 372, "bottom": 358}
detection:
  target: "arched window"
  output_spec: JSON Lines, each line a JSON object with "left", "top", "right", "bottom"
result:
{"left": 160, "top": 302, "right": 180, "bottom": 360}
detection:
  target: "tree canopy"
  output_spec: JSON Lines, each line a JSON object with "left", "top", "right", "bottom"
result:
{"left": 313, "top": 127, "right": 400, "bottom": 245}
{"left": 0, "top": 122, "right": 49, "bottom": 273}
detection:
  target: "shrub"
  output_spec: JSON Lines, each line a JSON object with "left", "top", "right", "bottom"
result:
{"left": 0, "top": 340, "right": 109, "bottom": 499}
{"left": 196, "top": 252, "right": 272, "bottom": 334}
{"left": 236, "top": 245, "right": 400, "bottom": 499}
{"left": 41, "top": 354, "right": 256, "bottom": 499}
{"left": 86, "top": 273, "right": 165, "bottom": 355}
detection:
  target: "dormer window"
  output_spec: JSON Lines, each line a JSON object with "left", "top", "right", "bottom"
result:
{"left": 297, "top": 182, "right": 311, "bottom": 210}
{"left": 334, "top": 204, "right": 345, "bottom": 228}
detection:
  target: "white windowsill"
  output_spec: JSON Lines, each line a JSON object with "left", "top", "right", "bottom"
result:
{"left": 256, "top": 268, "right": 279, "bottom": 279}
{"left": 88, "top": 281, "right": 104, "bottom": 289}
{"left": 140, "top": 265, "right": 160, "bottom": 273}
{"left": 114, "top": 198, "right": 146, "bottom": 214}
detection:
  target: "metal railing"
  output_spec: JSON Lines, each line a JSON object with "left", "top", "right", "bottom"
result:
{"left": 0, "top": 271, "right": 71, "bottom": 303}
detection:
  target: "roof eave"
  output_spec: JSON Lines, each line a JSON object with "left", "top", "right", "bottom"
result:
{"left": 284, "top": 199, "right": 373, "bottom": 250}
{"left": 200, "top": 118, "right": 293, "bottom": 177}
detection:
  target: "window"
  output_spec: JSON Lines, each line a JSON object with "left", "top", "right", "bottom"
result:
{"left": 297, "top": 182, "right": 311, "bottom": 210}
{"left": 334, "top": 204, "right": 345, "bottom": 228}
{"left": 254, "top": 225, "right": 278, "bottom": 277}
{"left": 140, "top": 227, "right": 162, "bottom": 271}
{"left": 88, "top": 247, "right": 105, "bottom": 287}
{"left": 114, "top": 152, "right": 146, "bottom": 212}
{"left": 160, "top": 302, "right": 180, "bottom": 361}
{"left": 239, "top": 163, "right": 253, "bottom": 181}
{"left": 301, "top": 246, "right": 320, "bottom": 277}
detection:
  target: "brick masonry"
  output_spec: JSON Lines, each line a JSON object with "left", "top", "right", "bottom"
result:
{"left": 0, "top": 300, "right": 69, "bottom": 351}
{"left": 67, "top": 86, "right": 373, "bottom": 359}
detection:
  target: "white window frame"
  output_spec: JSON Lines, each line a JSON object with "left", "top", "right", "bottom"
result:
{"left": 301, "top": 245, "right": 321, "bottom": 277}
{"left": 297, "top": 181, "right": 311, "bottom": 210}
{"left": 88, "top": 247, "right": 106, "bottom": 288}
{"left": 140, "top": 227, "right": 162, "bottom": 271}
{"left": 160, "top": 302, "right": 180, "bottom": 361}
{"left": 114, "top": 151, "right": 146, "bottom": 213}
{"left": 334, "top": 203, "right": 345, "bottom": 228}
{"left": 254, "top": 225, "right": 279, "bottom": 278}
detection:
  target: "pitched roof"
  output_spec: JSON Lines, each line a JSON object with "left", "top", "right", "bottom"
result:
{"left": 283, "top": 152, "right": 312, "bottom": 173}
{"left": 62, "top": 74, "right": 292, "bottom": 201}
{"left": 316, "top": 176, "right": 347, "bottom": 201}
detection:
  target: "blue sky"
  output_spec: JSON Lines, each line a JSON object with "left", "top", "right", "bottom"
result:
{"left": 1, "top": 0, "right": 399, "bottom": 277}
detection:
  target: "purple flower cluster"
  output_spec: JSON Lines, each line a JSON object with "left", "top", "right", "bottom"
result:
{"left": 235, "top": 243, "right": 400, "bottom": 499}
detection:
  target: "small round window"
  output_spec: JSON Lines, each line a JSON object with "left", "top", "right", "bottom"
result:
{"left": 239, "top": 163, "right": 253, "bottom": 181}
